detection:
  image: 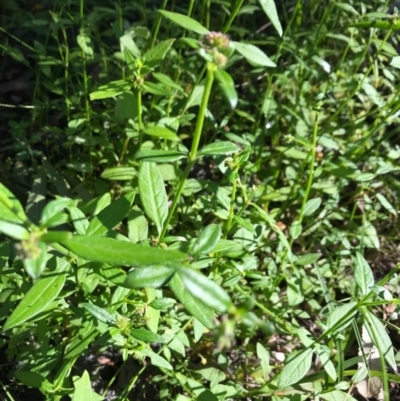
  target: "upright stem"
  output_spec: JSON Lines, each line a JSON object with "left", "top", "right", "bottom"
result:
{"left": 149, "top": 0, "right": 169, "bottom": 49}
{"left": 160, "top": 63, "right": 216, "bottom": 241}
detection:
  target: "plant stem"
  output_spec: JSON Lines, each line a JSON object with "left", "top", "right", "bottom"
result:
{"left": 224, "top": 175, "right": 238, "bottom": 238}
{"left": 160, "top": 62, "right": 216, "bottom": 241}
{"left": 149, "top": 0, "right": 169, "bottom": 49}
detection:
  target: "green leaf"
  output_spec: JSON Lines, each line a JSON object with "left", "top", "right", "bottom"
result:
{"left": 125, "top": 265, "right": 175, "bottom": 288}
{"left": 40, "top": 198, "right": 74, "bottom": 227}
{"left": 101, "top": 166, "right": 136, "bottom": 181}
{"left": 89, "top": 80, "right": 130, "bottom": 101}
{"left": 139, "top": 348, "right": 172, "bottom": 370}
{"left": 144, "top": 126, "right": 180, "bottom": 141}
{"left": 23, "top": 241, "right": 48, "bottom": 279}
{"left": 128, "top": 206, "right": 148, "bottom": 243}
{"left": 4, "top": 273, "right": 66, "bottom": 330}
{"left": 191, "top": 224, "right": 222, "bottom": 256}
{"left": 86, "top": 192, "right": 135, "bottom": 237}
{"left": 354, "top": 252, "right": 374, "bottom": 296}
{"left": 15, "top": 371, "right": 53, "bottom": 393}
{"left": 72, "top": 371, "right": 104, "bottom": 401}
{"left": 120, "top": 34, "right": 141, "bottom": 58}
{"left": 0, "top": 221, "right": 29, "bottom": 240}
{"left": 149, "top": 297, "right": 176, "bottom": 310}
{"left": 258, "top": 0, "right": 283, "bottom": 36}
{"left": 278, "top": 348, "right": 313, "bottom": 388}
{"left": 303, "top": 198, "right": 322, "bottom": 216}
{"left": 214, "top": 69, "right": 238, "bottom": 109}
{"left": 351, "top": 20, "right": 400, "bottom": 30}
{"left": 65, "top": 330, "right": 98, "bottom": 360}
{"left": 40, "top": 231, "right": 72, "bottom": 243}
{"left": 131, "top": 328, "right": 165, "bottom": 343}
{"left": 62, "top": 235, "right": 186, "bottom": 266}
{"left": 77, "top": 34, "right": 93, "bottom": 57}
{"left": 169, "top": 274, "right": 215, "bottom": 328}
{"left": 153, "top": 72, "right": 184, "bottom": 92}
{"left": 135, "top": 149, "right": 187, "bottom": 162}
{"left": 364, "top": 308, "right": 397, "bottom": 372}
{"left": 80, "top": 303, "right": 116, "bottom": 324}
{"left": 390, "top": 56, "right": 400, "bottom": 69}
{"left": 289, "top": 220, "right": 302, "bottom": 240}
{"left": 198, "top": 141, "right": 240, "bottom": 156}
{"left": 0, "top": 183, "right": 26, "bottom": 223}
{"left": 256, "top": 342, "right": 270, "bottom": 379}
{"left": 178, "top": 267, "right": 232, "bottom": 313}
{"left": 232, "top": 42, "right": 276, "bottom": 67}
{"left": 68, "top": 206, "right": 89, "bottom": 235}
{"left": 376, "top": 193, "right": 396, "bottom": 215}
{"left": 144, "top": 39, "right": 175, "bottom": 68}
{"left": 142, "top": 82, "right": 173, "bottom": 96}
{"left": 325, "top": 301, "right": 358, "bottom": 335}
{"left": 320, "top": 390, "right": 358, "bottom": 401}
{"left": 233, "top": 215, "right": 256, "bottom": 235}
{"left": 114, "top": 92, "right": 138, "bottom": 121}
{"left": 158, "top": 10, "right": 209, "bottom": 35}
{"left": 139, "top": 162, "right": 168, "bottom": 236}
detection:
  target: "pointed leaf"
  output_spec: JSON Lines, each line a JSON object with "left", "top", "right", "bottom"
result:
{"left": 131, "top": 328, "right": 165, "bottom": 343}
{"left": 144, "top": 39, "right": 175, "bottom": 68}
{"left": 278, "top": 348, "right": 313, "bottom": 388}
{"left": 68, "top": 206, "right": 89, "bottom": 234}
{"left": 0, "top": 183, "right": 26, "bottom": 223}
{"left": 4, "top": 273, "right": 66, "bottom": 330}
{"left": 86, "top": 192, "right": 135, "bottom": 237}
{"left": 72, "top": 371, "right": 104, "bottom": 401}
{"left": 158, "top": 10, "right": 209, "bottom": 35}
{"left": 139, "top": 162, "right": 168, "bottom": 236}
{"left": 23, "top": 241, "right": 48, "bottom": 279}
{"left": 144, "top": 126, "right": 180, "bottom": 141}
{"left": 140, "top": 348, "right": 172, "bottom": 370}
{"left": 89, "top": 80, "right": 129, "bottom": 101}
{"left": 198, "top": 141, "right": 240, "bottom": 156}
{"left": 125, "top": 265, "right": 175, "bottom": 288}
{"left": 178, "top": 267, "right": 232, "bottom": 312}
{"left": 214, "top": 69, "right": 238, "bottom": 109}
{"left": 80, "top": 302, "right": 116, "bottom": 324}
{"left": 169, "top": 274, "right": 215, "bottom": 328}
{"left": 62, "top": 235, "right": 187, "bottom": 266}
{"left": 135, "top": 149, "right": 187, "bottom": 162}
{"left": 258, "top": 0, "right": 283, "bottom": 36}
{"left": 354, "top": 252, "right": 374, "bottom": 296}
{"left": 101, "top": 167, "right": 136, "bottom": 181}
{"left": 325, "top": 301, "right": 358, "bottom": 335}
{"left": 257, "top": 342, "right": 270, "bottom": 379}
{"left": 233, "top": 42, "right": 276, "bottom": 67}
{"left": 191, "top": 224, "right": 221, "bottom": 256}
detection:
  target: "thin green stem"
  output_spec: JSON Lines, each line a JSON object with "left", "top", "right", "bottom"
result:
{"left": 224, "top": 175, "right": 238, "bottom": 238}
{"left": 222, "top": 0, "right": 244, "bottom": 33}
{"left": 137, "top": 88, "right": 143, "bottom": 147}
{"left": 160, "top": 63, "right": 216, "bottom": 241}
{"left": 298, "top": 109, "right": 319, "bottom": 223}
{"left": 149, "top": 0, "right": 169, "bottom": 49}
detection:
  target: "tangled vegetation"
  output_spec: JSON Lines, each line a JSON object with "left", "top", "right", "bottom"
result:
{"left": 1, "top": 0, "right": 400, "bottom": 400}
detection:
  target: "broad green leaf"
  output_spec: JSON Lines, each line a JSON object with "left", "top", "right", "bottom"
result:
{"left": 114, "top": 92, "right": 138, "bottom": 121}
{"left": 139, "top": 162, "right": 168, "bottom": 236}
{"left": 139, "top": 348, "right": 172, "bottom": 370}
{"left": 290, "top": 220, "right": 302, "bottom": 240}
{"left": 77, "top": 34, "right": 93, "bottom": 57}
{"left": 68, "top": 206, "right": 89, "bottom": 235}
{"left": 153, "top": 72, "right": 184, "bottom": 92}
{"left": 198, "top": 141, "right": 240, "bottom": 156}
{"left": 62, "top": 235, "right": 187, "bottom": 266}
{"left": 391, "top": 56, "right": 400, "bottom": 69}
{"left": 169, "top": 274, "right": 215, "bottom": 329}
{"left": 40, "top": 198, "right": 74, "bottom": 227}
{"left": 158, "top": 10, "right": 209, "bottom": 35}
{"left": 93, "top": 263, "right": 127, "bottom": 286}
{"left": 325, "top": 301, "right": 358, "bottom": 335}
{"left": 278, "top": 348, "right": 313, "bottom": 388}
{"left": 233, "top": 215, "right": 256, "bottom": 235}
{"left": 376, "top": 193, "right": 396, "bottom": 215}
{"left": 321, "top": 390, "right": 358, "bottom": 401}
{"left": 131, "top": 328, "right": 165, "bottom": 343}
{"left": 0, "top": 183, "right": 26, "bottom": 223}
{"left": 128, "top": 206, "right": 148, "bottom": 243}
{"left": 258, "top": 0, "right": 283, "bottom": 36}
{"left": 303, "top": 198, "right": 322, "bottom": 216}
{"left": 296, "top": 253, "right": 321, "bottom": 266}
{"left": 149, "top": 297, "right": 176, "bottom": 310}
{"left": 89, "top": 80, "right": 129, "bottom": 101}
{"left": 0, "top": 221, "right": 29, "bottom": 240}
{"left": 86, "top": 192, "right": 135, "bottom": 237}
{"left": 362, "top": 220, "right": 380, "bottom": 249}
{"left": 72, "top": 371, "right": 104, "bottom": 401}
{"left": 101, "top": 166, "right": 136, "bottom": 181}
{"left": 178, "top": 267, "right": 232, "bottom": 313}
{"left": 364, "top": 308, "right": 396, "bottom": 372}
{"left": 214, "top": 69, "right": 238, "bottom": 109}
{"left": 191, "top": 224, "right": 222, "bottom": 256}
{"left": 354, "top": 252, "right": 374, "bottom": 296}
{"left": 4, "top": 273, "right": 66, "bottom": 330}
{"left": 144, "top": 126, "right": 180, "bottom": 141}
{"left": 80, "top": 302, "right": 116, "bottom": 324}
{"left": 233, "top": 42, "right": 276, "bottom": 67}
{"left": 26, "top": 166, "right": 46, "bottom": 225}
{"left": 256, "top": 342, "right": 270, "bottom": 378}
{"left": 145, "top": 287, "right": 160, "bottom": 333}
{"left": 144, "top": 39, "right": 175, "bottom": 68}
{"left": 120, "top": 33, "right": 141, "bottom": 58}
{"left": 142, "top": 82, "right": 173, "bottom": 96}
{"left": 64, "top": 329, "right": 97, "bottom": 359}
{"left": 38, "top": 231, "right": 72, "bottom": 243}
{"left": 125, "top": 265, "right": 175, "bottom": 288}
{"left": 23, "top": 241, "right": 48, "bottom": 279}
{"left": 15, "top": 371, "right": 53, "bottom": 393}
{"left": 135, "top": 149, "right": 187, "bottom": 162}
